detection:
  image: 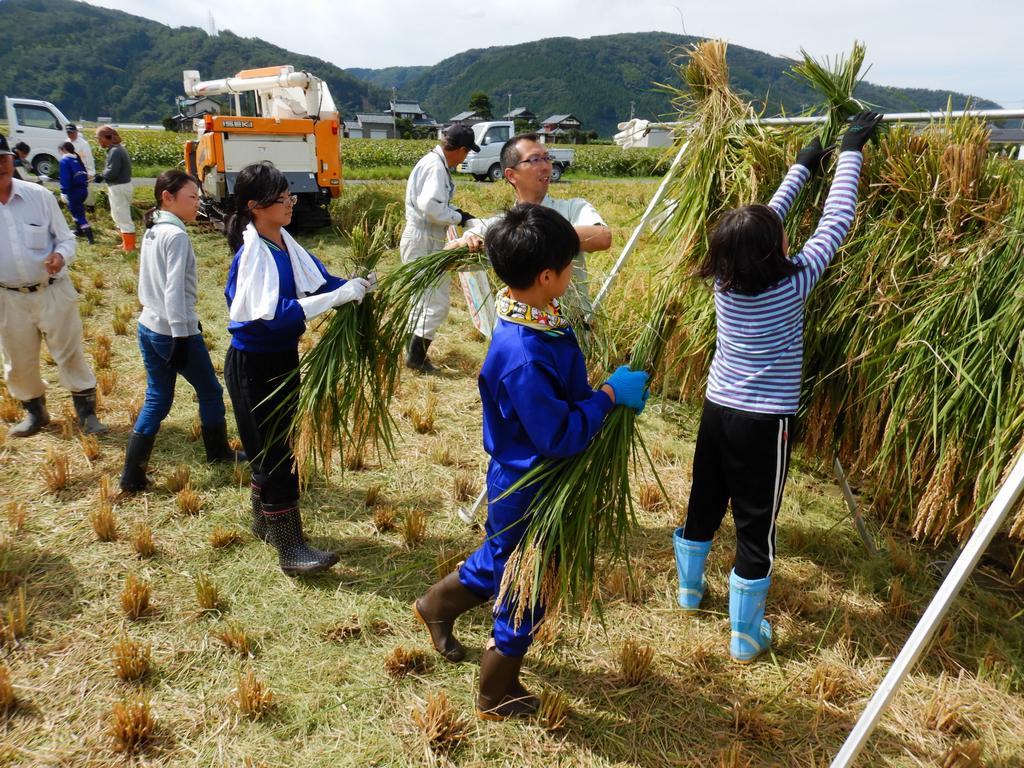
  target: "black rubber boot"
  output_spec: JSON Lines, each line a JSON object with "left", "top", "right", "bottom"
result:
{"left": 201, "top": 422, "right": 246, "bottom": 463}
{"left": 413, "top": 571, "right": 487, "bottom": 662}
{"left": 83, "top": 225, "right": 94, "bottom": 245}
{"left": 73, "top": 225, "right": 84, "bottom": 237}
{"left": 476, "top": 645, "right": 540, "bottom": 721}
{"left": 406, "top": 336, "right": 438, "bottom": 373}
{"left": 8, "top": 396, "right": 50, "bottom": 438}
{"left": 263, "top": 503, "right": 338, "bottom": 576}
{"left": 250, "top": 482, "right": 269, "bottom": 542}
{"left": 71, "top": 388, "right": 108, "bottom": 435}
{"left": 119, "top": 431, "right": 156, "bottom": 492}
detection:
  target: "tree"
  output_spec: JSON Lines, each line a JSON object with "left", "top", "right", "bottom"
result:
{"left": 394, "top": 117, "right": 413, "bottom": 140}
{"left": 467, "top": 91, "right": 493, "bottom": 119}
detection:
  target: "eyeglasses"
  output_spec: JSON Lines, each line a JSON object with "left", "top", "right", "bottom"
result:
{"left": 516, "top": 154, "right": 554, "bottom": 168}
{"left": 273, "top": 194, "right": 298, "bottom": 207}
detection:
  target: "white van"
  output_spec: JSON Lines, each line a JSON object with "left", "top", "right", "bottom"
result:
{"left": 4, "top": 97, "right": 73, "bottom": 177}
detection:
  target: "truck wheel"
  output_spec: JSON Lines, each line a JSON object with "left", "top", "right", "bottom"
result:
{"left": 550, "top": 163, "right": 564, "bottom": 183}
{"left": 472, "top": 174, "right": 488, "bottom": 182}
{"left": 33, "top": 155, "right": 58, "bottom": 177}
{"left": 487, "top": 163, "right": 503, "bottom": 182}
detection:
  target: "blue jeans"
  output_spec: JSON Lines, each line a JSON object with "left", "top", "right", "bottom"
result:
{"left": 134, "top": 323, "right": 226, "bottom": 436}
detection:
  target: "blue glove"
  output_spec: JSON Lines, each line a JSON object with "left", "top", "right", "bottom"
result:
{"left": 605, "top": 365, "right": 649, "bottom": 412}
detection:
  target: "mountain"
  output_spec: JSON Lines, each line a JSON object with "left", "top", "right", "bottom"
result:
{"left": 0, "top": 0, "right": 387, "bottom": 122}
{"left": 348, "top": 32, "right": 1001, "bottom": 137}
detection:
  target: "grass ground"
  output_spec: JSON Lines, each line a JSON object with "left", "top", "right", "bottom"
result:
{"left": 0, "top": 181, "right": 1021, "bottom": 767}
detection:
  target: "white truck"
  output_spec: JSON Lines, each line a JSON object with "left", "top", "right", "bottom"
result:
{"left": 3, "top": 96, "right": 74, "bottom": 177}
{"left": 456, "top": 120, "right": 573, "bottom": 182}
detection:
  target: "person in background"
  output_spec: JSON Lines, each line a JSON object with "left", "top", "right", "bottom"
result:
{"left": 224, "top": 162, "right": 370, "bottom": 576}
{"left": 0, "top": 132, "right": 107, "bottom": 438}
{"left": 119, "top": 169, "right": 243, "bottom": 493}
{"left": 12, "top": 142, "right": 41, "bottom": 183}
{"left": 57, "top": 142, "right": 93, "bottom": 244}
{"left": 94, "top": 126, "right": 135, "bottom": 251}
{"left": 457, "top": 133, "right": 612, "bottom": 321}
{"left": 64, "top": 124, "right": 95, "bottom": 208}
{"left": 399, "top": 124, "right": 479, "bottom": 372}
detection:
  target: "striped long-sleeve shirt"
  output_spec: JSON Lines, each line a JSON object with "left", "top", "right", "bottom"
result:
{"left": 705, "top": 150, "right": 864, "bottom": 415}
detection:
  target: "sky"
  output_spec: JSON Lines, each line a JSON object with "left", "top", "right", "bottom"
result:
{"left": 82, "top": 0, "right": 1022, "bottom": 108}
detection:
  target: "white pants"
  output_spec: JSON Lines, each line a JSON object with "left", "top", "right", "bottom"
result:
{"left": 107, "top": 182, "right": 135, "bottom": 234}
{"left": 0, "top": 277, "right": 96, "bottom": 401}
{"left": 399, "top": 223, "right": 449, "bottom": 340}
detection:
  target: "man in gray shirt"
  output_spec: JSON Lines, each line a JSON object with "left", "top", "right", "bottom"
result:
{"left": 0, "top": 133, "right": 107, "bottom": 436}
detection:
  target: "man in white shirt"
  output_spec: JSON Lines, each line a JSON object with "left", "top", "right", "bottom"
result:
{"left": 400, "top": 124, "right": 479, "bottom": 372}
{"left": 64, "top": 124, "right": 95, "bottom": 207}
{"left": 464, "top": 133, "right": 611, "bottom": 318}
{"left": 0, "top": 133, "right": 107, "bottom": 437}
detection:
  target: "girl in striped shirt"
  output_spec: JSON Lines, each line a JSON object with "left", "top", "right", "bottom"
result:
{"left": 674, "top": 111, "right": 883, "bottom": 663}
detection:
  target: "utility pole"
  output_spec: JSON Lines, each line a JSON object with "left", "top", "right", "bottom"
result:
{"left": 629, "top": 100, "right": 636, "bottom": 120}
{"left": 507, "top": 93, "right": 512, "bottom": 118}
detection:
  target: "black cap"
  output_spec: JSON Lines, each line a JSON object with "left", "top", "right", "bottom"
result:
{"left": 444, "top": 124, "right": 480, "bottom": 153}
{"left": 0, "top": 134, "right": 13, "bottom": 157}
{"left": 65, "top": 123, "right": 78, "bottom": 133}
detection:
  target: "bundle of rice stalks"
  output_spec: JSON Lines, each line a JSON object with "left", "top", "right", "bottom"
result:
{"left": 109, "top": 694, "right": 155, "bottom": 754}
{"left": 269, "top": 226, "right": 484, "bottom": 484}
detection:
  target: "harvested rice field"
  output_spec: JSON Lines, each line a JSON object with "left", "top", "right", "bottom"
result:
{"left": 0, "top": 178, "right": 1021, "bottom": 767}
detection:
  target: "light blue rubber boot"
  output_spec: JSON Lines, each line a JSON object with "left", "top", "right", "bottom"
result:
{"left": 673, "top": 528, "right": 712, "bottom": 612}
{"left": 728, "top": 570, "right": 772, "bottom": 663}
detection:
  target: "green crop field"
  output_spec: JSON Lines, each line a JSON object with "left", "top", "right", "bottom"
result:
{"left": 0, "top": 179, "right": 1021, "bottom": 767}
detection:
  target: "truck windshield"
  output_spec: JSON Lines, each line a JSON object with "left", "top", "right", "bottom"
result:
{"left": 15, "top": 104, "right": 60, "bottom": 130}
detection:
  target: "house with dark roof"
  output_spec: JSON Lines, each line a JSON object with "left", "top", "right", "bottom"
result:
{"left": 504, "top": 107, "right": 536, "bottom": 125}
{"left": 346, "top": 113, "right": 397, "bottom": 139}
{"left": 538, "top": 113, "right": 582, "bottom": 142}
{"left": 448, "top": 110, "right": 484, "bottom": 126}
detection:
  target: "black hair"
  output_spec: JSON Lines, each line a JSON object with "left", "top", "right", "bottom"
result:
{"left": 144, "top": 169, "right": 197, "bottom": 228}
{"left": 698, "top": 204, "right": 800, "bottom": 294}
{"left": 59, "top": 141, "right": 85, "bottom": 168}
{"left": 13, "top": 142, "right": 30, "bottom": 154}
{"left": 226, "top": 162, "right": 289, "bottom": 252}
{"left": 499, "top": 132, "right": 542, "bottom": 171}
{"left": 485, "top": 203, "right": 579, "bottom": 290}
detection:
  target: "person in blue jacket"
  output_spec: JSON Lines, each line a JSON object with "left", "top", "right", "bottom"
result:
{"left": 223, "top": 162, "right": 370, "bottom": 576}
{"left": 58, "top": 141, "right": 93, "bottom": 244}
{"left": 412, "top": 203, "right": 649, "bottom": 720}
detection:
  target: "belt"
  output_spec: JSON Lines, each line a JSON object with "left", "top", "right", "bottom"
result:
{"left": 0, "top": 277, "right": 57, "bottom": 294}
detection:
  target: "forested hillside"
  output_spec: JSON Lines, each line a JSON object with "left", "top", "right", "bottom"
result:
{"left": 0, "top": 0, "right": 386, "bottom": 122}
{"left": 350, "top": 32, "right": 1000, "bottom": 136}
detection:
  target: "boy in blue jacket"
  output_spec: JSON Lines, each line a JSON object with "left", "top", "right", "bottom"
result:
{"left": 413, "top": 203, "right": 648, "bottom": 720}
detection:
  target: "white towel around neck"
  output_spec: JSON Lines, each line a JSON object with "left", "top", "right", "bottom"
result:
{"left": 229, "top": 223, "right": 326, "bottom": 322}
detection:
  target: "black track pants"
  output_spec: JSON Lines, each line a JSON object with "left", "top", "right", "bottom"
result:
{"left": 682, "top": 399, "right": 793, "bottom": 580}
{"left": 224, "top": 345, "right": 300, "bottom": 506}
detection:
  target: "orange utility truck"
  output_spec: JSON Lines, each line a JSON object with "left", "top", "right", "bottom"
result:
{"left": 182, "top": 65, "right": 342, "bottom": 228}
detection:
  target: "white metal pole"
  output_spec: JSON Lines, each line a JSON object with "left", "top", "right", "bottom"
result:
{"left": 830, "top": 448, "right": 1024, "bottom": 767}
{"left": 590, "top": 140, "right": 689, "bottom": 316}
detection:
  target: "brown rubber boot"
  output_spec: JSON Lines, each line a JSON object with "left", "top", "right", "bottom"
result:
{"left": 476, "top": 644, "right": 540, "bottom": 721}
{"left": 412, "top": 571, "right": 486, "bottom": 662}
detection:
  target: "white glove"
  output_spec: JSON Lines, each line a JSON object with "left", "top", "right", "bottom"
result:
{"left": 296, "top": 279, "right": 371, "bottom": 321}
{"left": 331, "top": 277, "right": 371, "bottom": 307}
